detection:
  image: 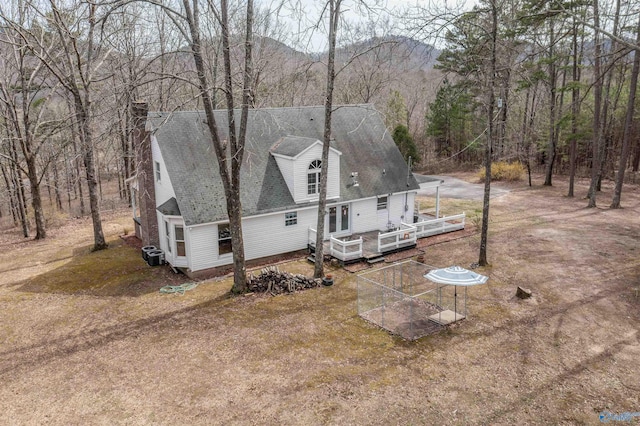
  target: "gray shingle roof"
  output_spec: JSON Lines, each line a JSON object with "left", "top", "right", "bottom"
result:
{"left": 157, "top": 197, "right": 181, "bottom": 216}
{"left": 270, "top": 136, "right": 318, "bottom": 157}
{"left": 148, "top": 104, "right": 420, "bottom": 226}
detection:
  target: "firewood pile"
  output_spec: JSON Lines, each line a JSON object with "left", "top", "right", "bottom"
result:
{"left": 248, "top": 266, "right": 322, "bottom": 295}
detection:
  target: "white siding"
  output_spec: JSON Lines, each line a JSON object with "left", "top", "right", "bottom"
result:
{"left": 351, "top": 192, "right": 416, "bottom": 233}
{"left": 405, "top": 192, "right": 416, "bottom": 220}
{"left": 151, "top": 135, "right": 176, "bottom": 207}
{"left": 184, "top": 207, "right": 318, "bottom": 271}
{"left": 178, "top": 192, "right": 418, "bottom": 272}
{"left": 351, "top": 197, "right": 379, "bottom": 233}
{"left": 243, "top": 208, "right": 318, "bottom": 260}
{"left": 387, "top": 192, "right": 412, "bottom": 227}
{"left": 188, "top": 224, "right": 221, "bottom": 271}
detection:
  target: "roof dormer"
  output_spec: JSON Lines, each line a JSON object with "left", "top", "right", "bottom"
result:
{"left": 270, "top": 136, "right": 342, "bottom": 204}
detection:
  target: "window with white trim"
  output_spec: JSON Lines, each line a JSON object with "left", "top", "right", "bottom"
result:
{"left": 218, "top": 223, "right": 232, "bottom": 255}
{"left": 175, "top": 225, "right": 186, "bottom": 257}
{"left": 285, "top": 211, "right": 297, "bottom": 226}
{"left": 155, "top": 161, "right": 161, "bottom": 182}
{"left": 307, "top": 160, "right": 321, "bottom": 195}
{"left": 377, "top": 196, "right": 388, "bottom": 210}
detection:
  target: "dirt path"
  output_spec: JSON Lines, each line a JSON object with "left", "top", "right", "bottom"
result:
{"left": 0, "top": 176, "right": 639, "bottom": 425}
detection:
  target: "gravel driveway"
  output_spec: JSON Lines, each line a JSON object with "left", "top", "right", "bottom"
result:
{"left": 414, "top": 174, "right": 510, "bottom": 200}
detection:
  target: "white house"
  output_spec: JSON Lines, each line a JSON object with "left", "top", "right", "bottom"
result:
{"left": 131, "top": 104, "right": 453, "bottom": 275}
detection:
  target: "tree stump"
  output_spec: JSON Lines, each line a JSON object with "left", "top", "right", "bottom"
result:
{"left": 516, "top": 286, "right": 532, "bottom": 299}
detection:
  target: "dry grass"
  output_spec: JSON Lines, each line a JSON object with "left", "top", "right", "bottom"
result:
{"left": 1, "top": 176, "right": 639, "bottom": 425}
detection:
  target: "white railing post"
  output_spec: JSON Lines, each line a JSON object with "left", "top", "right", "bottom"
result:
{"left": 308, "top": 227, "right": 317, "bottom": 248}
{"left": 329, "top": 235, "right": 363, "bottom": 261}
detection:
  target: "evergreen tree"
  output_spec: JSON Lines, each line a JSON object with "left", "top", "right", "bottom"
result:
{"left": 426, "top": 79, "right": 473, "bottom": 159}
{"left": 392, "top": 124, "right": 420, "bottom": 164}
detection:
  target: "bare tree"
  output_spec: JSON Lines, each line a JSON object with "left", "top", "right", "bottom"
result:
{"left": 134, "top": 0, "right": 254, "bottom": 293}
{"left": 0, "top": 6, "right": 69, "bottom": 239}
{"left": 610, "top": 13, "right": 640, "bottom": 208}
{"left": 3, "top": 0, "right": 111, "bottom": 249}
{"left": 478, "top": 0, "right": 498, "bottom": 267}
{"left": 567, "top": 6, "right": 585, "bottom": 198}
{"left": 313, "top": 0, "right": 341, "bottom": 279}
{"left": 587, "top": 0, "right": 604, "bottom": 208}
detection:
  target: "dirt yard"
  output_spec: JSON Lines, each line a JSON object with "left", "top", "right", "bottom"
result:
{"left": 0, "top": 174, "right": 639, "bottom": 425}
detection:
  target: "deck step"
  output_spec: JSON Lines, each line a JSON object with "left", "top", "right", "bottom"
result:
{"left": 366, "top": 256, "right": 385, "bottom": 265}
{"left": 306, "top": 256, "right": 316, "bottom": 263}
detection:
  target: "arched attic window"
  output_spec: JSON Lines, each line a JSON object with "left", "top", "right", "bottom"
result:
{"left": 307, "top": 160, "right": 322, "bottom": 195}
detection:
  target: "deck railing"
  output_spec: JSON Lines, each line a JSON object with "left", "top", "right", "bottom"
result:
{"left": 330, "top": 236, "right": 363, "bottom": 262}
{"left": 414, "top": 213, "right": 466, "bottom": 238}
{"left": 378, "top": 222, "right": 417, "bottom": 253}
{"left": 308, "top": 227, "right": 317, "bottom": 248}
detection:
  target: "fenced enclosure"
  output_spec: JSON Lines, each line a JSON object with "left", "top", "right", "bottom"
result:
{"left": 357, "top": 260, "right": 467, "bottom": 340}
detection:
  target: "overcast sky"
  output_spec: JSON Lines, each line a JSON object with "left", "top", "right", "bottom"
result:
{"left": 257, "top": 0, "right": 473, "bottom": 52}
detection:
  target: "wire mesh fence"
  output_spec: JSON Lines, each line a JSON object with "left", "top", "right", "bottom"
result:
{"left": 357, "top": 260, "right": 466, "bottom": 340}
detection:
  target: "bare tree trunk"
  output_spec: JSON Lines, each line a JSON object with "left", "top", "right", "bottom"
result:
{"left": 10, "top": 144, "right": 29, "bottom": 238}
{"left": 0, "top": 161, "right": 19, "bottom": 226}
{"left": 593, "top": 0, "right": 620, "bottom": 193}
{"left": 479, "top": 0, "right": 497, "bottom": 267}
{"left": 633, "top": 138, "right": 640, "bottom": 172}
{"left": 52, "top": 156, "right": 63, "bottom": 211}
{"left": 25, "top": 156, "right": 46, "bottom": 239}
{"left": 77, "top": 97, "right": 107, "bottom": 250}
{"left": 553, "top": 63, "right": 567, "bottom": 174}
{"left": 314, "top": 0, "right": 341, "bottom": 279}
{"left": 521, "top": 86, "right": 531, "bottom": 186}
{"left": 66, "top": 96, "right": 85, "bottom": 215}
{"left": 496, "top": 70, "right": 509, "bottom": 159}
{"left": 587, "top": 0, "right": 603, "bottom": 208}
{"left": 522, "top": 81, "right": 538, "bottom": 187}
{"left": 544, "top": 19, "right": 557, "bottom": 186}
{"left": 568, "top": 13, "right": 582, "bottom": 197}
{"left": 45, "top": 167, "right": 53, "bottom": 206}
{"left": 611, "top": 15, "right": 640, "bottom": 208}
{"left": 179, "top": 0, "right": 253, "bottom": 293}
{"left": 64, "top": 146, "right": 72, "bottom": 212}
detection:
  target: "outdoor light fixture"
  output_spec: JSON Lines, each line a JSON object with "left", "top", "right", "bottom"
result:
{"left": 350, "top": 172, "right": 359, "bottom": 187}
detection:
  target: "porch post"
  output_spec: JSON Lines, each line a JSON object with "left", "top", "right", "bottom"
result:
{"left": 435, "top": 186, "right": 440, "bottom": 218}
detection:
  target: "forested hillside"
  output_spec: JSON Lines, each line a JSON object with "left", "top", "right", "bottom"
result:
{"left": 0, "top": 0, "right": 638, "bottom": 242}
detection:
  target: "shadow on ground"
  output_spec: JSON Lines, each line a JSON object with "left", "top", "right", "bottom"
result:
{"left": 14, "top": 239, "right": 190, "bottom": 297}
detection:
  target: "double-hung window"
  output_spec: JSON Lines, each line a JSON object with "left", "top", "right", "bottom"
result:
{"left": 218, "top": 223, "right": 232, "bottom": 255}
{"left": 175, "top": 225, "right": 186, "bottom": 257}
{"left": 307, "top": 160, "right": 321, "bottom": 195}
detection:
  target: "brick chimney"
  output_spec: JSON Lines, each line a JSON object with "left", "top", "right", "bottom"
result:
{"left": 132, "top": 101, "right": 159, "bottom": 247}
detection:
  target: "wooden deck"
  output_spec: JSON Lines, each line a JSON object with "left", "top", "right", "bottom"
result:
{"left": 320, "top": 230, "right": 416, "bottom": 263}
{"left": 309, "top": 212, "right": 464, "bottom": 265}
